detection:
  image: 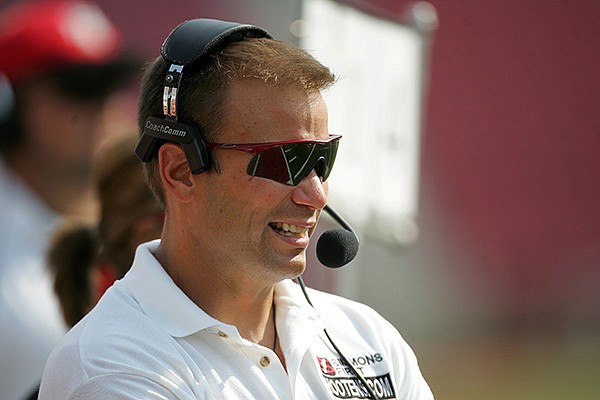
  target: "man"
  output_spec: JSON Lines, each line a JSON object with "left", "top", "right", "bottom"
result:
{"left": 0, "top": 1, "right": 136, "bottom": 399}
{"left": 40, "top": 18, "right": 433, "bottom": 399}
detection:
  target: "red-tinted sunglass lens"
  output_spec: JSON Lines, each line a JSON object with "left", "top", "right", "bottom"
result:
{"left": 248, "top": 147, "right": 292, "bottom": 184}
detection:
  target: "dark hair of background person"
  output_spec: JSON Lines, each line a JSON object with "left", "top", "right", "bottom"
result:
{"left": 47, "top": 135, "right": 163, "bottom": 327}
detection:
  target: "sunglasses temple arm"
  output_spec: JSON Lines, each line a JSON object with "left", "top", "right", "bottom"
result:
{"left": 323, "top": 204, "right": 360, "bottom": 246}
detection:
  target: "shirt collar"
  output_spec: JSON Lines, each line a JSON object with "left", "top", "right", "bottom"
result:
{"left": 124, "top": 240, "right": 324, "bottom": 338}
{"left": 124, "top": 240, "right": 222, "bottom": 338}
{"left": 274, "top": 279, "right": 322, "bottom": 323}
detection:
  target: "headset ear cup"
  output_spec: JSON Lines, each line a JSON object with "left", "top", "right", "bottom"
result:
{"left": 135, "top": 116, "right": 211, "bottom": 174}
{"left": 180, "top": 121, "right": 210, "bottom": 174}
{"left": 135, "top": 134, "right": 164, "bottom": 163}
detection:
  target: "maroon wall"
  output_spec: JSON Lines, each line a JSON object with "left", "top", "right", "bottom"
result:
{"left": 369, "top": 0, "right": 600, "bottom": 330}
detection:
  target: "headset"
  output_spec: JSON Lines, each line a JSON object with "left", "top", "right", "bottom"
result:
{"left": 134, "top": 18, "right": 272, "bottom": 172}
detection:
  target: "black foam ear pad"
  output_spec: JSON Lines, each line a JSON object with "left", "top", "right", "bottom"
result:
{"left": 135, "top": 116, "right": 210, "bottom": 174}
{"left": 180, "top": 123, "right": 210, "bottom": 174}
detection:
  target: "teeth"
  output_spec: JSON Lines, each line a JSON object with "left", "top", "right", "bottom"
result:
{"left": 271, "top": 222, "right": 309, "bottom": 237}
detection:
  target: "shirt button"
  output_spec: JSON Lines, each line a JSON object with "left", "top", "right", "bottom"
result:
{"left": 259, "top": 356, "right": 270, "bottom": 367}
{"left": 217, "top": 331, "right": 228, "bottom": 338}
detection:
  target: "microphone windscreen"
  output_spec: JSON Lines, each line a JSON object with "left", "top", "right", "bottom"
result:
{"left": 316, "top": 228, "right": 359, "bottom": 269}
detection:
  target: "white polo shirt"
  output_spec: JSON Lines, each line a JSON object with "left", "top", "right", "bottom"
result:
{"left": 40, "top": 240, "right": 433, "bottom": 400}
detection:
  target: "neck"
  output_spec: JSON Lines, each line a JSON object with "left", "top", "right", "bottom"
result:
{"left": 217, "top": 286, "right": 277, "bottom": 346}
{"left": 157, "top": 211, "right": 287, "bottom": 368}
{"left": 155, "top": 232, "right": 277, "bottom": 345}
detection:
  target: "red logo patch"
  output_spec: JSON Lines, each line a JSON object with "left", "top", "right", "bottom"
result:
{"left": 318, "top": 357, "right": 336, "bottom": 376}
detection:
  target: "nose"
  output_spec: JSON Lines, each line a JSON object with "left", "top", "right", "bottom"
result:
{"left": 291, "top": 169, "right": 328, "bottom": 210}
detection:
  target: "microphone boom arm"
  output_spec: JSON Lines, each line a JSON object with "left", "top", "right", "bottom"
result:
{"left": 323, "top": 204, "right": 360, "bottom": 246}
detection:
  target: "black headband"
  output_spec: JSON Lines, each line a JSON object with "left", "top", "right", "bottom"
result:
{"left": 161, "top": 18, "right": 271, "bottom": 66}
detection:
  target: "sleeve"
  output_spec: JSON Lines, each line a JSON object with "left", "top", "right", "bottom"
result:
{"left": 37, "top": 321, "right": 211, "bottom": 400}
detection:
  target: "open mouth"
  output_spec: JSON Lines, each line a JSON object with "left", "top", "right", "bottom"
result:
{"left": 269, "top": 222, "right": 310, "bottom": 238}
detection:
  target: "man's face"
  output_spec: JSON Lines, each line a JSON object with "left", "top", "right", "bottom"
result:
{"left": 193, "top": 80, "right": 330, "bottom": 285}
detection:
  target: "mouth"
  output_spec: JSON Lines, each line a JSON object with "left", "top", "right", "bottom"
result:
{"left": 269, "top": 222, "right": 310, "bottom": 238}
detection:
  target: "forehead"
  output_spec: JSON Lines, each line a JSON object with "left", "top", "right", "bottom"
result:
{"left": 219, "top": 79, "right": 329, "bottom": 143}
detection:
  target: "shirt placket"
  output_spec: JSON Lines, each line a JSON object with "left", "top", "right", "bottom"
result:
{"left": 209, "top": 325, "right": 294, "bottom": 399}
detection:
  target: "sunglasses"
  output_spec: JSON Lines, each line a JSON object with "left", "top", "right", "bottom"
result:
{"left": 206, "top": 135, "right": 341, "bottom": 186}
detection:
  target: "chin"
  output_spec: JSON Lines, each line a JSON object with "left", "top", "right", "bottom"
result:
{"left": 279, "top": 254, "right": 306, "bottom": 280}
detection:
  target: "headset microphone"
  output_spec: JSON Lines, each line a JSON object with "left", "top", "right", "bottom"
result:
{"left": 316, "top": 205, "right": 360, "bottom": 268}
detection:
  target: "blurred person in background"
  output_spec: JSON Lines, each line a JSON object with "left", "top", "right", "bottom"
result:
{"left": 0, "top": 1, "right": 138, "bottom": 399}
{"left": 48, "top": 135, "right": 163, "bottom": 328}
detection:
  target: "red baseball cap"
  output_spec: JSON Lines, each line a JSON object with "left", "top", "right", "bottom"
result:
{"left": 0, "top": 0, "right": 128, "bottom": 84}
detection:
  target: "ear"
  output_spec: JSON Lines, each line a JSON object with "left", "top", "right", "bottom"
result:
{"left": 158, "top": 143, "right": 196, "bottom": 203}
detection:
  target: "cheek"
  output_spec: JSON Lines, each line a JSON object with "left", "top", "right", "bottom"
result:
{"left": 206, "top": 176, "right": 279, "bottom": 233}
{"left": 202, "top": 165, "right": 250, "bottom": 224}
{"left": 205, "top": 152, "right": 291, "bottom": 224}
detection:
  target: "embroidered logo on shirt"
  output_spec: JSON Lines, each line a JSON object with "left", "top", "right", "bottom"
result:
{"left": 316, "top": 354, "right": 397, "bottom": 399}
{"left": 318, "top": 357, "right": 336, "bottom": 376}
